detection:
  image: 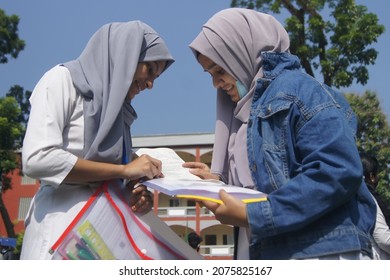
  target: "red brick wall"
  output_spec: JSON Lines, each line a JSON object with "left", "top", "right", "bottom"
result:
{"left": 0, "top": 168, "right": 39, "bottom": 236}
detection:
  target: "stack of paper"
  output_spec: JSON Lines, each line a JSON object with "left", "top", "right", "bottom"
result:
{"left": 143, "top": 178, "right": 267, "bottom": 204}
{"left": 136, "top": 147, "right": 267, "bottom": 204}
{"left": 136, "top": 147, "right": 201, "bottom": 180}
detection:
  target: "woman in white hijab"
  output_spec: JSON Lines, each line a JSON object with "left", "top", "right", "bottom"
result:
{"left": 186, "top": 8, "right": 376, "bottom": 260}
{"left": 21, "top": 21, "right": 174, "bottom": 259}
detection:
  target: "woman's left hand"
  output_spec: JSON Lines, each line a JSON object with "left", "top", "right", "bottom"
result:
{"left": 182, "top": 162, "right": 219, "bottom": 180}
{"left": 202, "top": 189, "right": 248, "bottom": 227}
{"left": 129, "top": 184, "right": 153, "bottom": 213}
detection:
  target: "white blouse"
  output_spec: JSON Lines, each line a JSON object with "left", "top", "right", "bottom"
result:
{"left": 22, "top": 65, "right": 83, "bottom": 187}
{"left": 20, "top": 65, "right": 95, "bottom": 259}
{"left": 372, "top": 199, "right": 390, "bottom": 259}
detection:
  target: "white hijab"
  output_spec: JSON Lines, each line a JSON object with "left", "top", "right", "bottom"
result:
{"left": 189, "top": 8, "right": 289, "bottom": 186}
{"left": 64, "top": 21, "right": 174, "bottom": 164}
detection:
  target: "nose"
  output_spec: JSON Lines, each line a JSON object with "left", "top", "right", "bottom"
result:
{"left": 212, "top": 76, "right": 222, "bottom": 89}
{"left": 146, "top": 80, "right": 153, "bottom": 89}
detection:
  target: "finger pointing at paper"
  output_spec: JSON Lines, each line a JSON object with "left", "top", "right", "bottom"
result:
{"left": 126, "top": 154, "right": 163, "bottom": 180}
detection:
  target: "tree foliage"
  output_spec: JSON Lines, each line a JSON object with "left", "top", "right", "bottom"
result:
{"left": 6, "top": 85, "right": 31, "bottom": 147}
{"left": 0, "top": 96, "right": 23, "bottom": 238}
{"left": 345, "top": 91, "right": 390, "bottom": 204}
{"left": 0, "top": 87, "right": 30, "bottom": 237}
{"left": 0, "top": 94, "right": 26, "bottom": 189}
{"left": 231, "top": 0, "right": 385, "bottom": 88}
{"left": 0, "top": 8, "right": 25, "bottom": 63}
{"left": 0, "top": 9, "right": 27, "bottom": 238}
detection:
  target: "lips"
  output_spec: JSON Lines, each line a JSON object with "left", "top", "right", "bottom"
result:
{"left": 223, "top": 85, "right": 234, "bottom": 94}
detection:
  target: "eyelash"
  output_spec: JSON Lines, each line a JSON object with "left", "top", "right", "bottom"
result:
{"left": 217, "top": 67, "right": 225, "bottom": 75}
{"left": 147, "top": 64, "right": 155, "bottom": 76}
{"left": 207, "top": 67, "right": 225, "bottom": 78}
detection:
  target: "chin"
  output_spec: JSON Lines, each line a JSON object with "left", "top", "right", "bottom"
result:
{"left": 231, "top": 96, "right": 240, "bottom": 103}
{"left": 126, "top": 93, "right": 135, "bottom": 100}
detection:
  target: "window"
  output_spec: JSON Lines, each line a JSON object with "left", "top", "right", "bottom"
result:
{"left": 169, "top": 199, "right": 180, "bottom": 207}
{"left": 223, "top": 233, "right": 234, "bottom": 245}
{"left": 205, "top": 234, "right": 217, "bottom": 245}
{"left": 223, "top": 234, "right": 228, "bottom": 245}
{"left": 187, "top": 200, "right": 196, "bottom": 207}
{"left": 18, "top": 197, "right": 33, "bottom": 220}
{"left": 21, "top": 174, "right": 37, "bottom": 185}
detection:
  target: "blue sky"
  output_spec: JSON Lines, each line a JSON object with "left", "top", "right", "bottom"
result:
{"left": 0, "top": 0, "right": 388, "bottom": 136}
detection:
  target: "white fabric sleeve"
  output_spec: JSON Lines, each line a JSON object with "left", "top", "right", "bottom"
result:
{"left": 373, "top": 200, "right": 390, "bottom": 254}
{"left": 22, "top": 65, "right": 79, "bottom": 187}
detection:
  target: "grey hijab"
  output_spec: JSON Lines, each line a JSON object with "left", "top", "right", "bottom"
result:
{"left": 189, "top": 8, "right": 289, "bottom": 184}
{"left": 63, "top": 21, "right": 174, "bottom": 163}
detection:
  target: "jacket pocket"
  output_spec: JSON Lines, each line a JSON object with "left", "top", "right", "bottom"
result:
{"left": 256, "top": 97, "right": 293, "bottom": 190}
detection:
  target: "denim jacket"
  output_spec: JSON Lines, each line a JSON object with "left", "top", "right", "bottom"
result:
{"left": 245, "top": 52, "right": 376, "bottom": 259}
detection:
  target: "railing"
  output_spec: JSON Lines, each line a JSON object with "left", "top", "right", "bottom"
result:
{"left": 199, "top": 245, "right": 234, "bottom": 257}
{"left": 156, "top": 206, "right": 214, "bottom": 217}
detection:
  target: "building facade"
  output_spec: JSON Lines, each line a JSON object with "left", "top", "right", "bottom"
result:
{"left": 0, "top": 133, "right": 234, "bottom": 259}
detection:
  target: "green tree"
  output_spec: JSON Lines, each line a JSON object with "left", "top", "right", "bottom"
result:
{"left": 0, "top": 8, "right": 26, "bottom": 238}
{"left": 231, "top": 0, "right": 385, "bottom": 88}
{"left": 0, "top": 96, "right": 24, "bottom": 238}
{"left": 0, "top": 8, "right": 25, "bottom": 64}
{"left": 6, "top": 85, "right": 31, "bottom": 146}
{"left": 345, "top": 91, "right": 390, "bottom": 204}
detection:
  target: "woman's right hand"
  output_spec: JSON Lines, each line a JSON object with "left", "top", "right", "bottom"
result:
{"left": 182, "top": 162, "right": 220, "bottom": 180}
{"left": 64, "top": 154, "right": 163, "bottom": 184}
{"left": 124, "top": 154, "right": 163, "bottom": 181}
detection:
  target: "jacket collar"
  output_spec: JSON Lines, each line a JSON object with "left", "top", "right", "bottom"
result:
{"left": 261, "top": 52, "right": 301, "bottom": 80}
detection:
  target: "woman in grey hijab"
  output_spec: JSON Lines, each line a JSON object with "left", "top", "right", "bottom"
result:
{"left": 20, "top": 21, "right": 174, "bottom": 259}
{"left": 185, "top": 8, "right": 376, "bottom": 260}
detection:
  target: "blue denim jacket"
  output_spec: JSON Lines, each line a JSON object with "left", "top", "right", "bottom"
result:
{"left": 245, "top": 52, "right": 376, "bottom": 259}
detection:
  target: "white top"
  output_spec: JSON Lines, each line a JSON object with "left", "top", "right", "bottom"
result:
{"left": 372, "top": 199, "right": 390, "bottom": 259}
{"left": 20, "top": 65, "right": 95, "bottom": 259}
{"left": 22, "top": 65, "right": 82, "bottom": 186}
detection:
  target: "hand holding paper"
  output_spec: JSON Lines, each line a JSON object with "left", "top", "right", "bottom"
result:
{"left": 202, "top": 189, "right": 249, "bottom": 227}
{"left": 126, "top": 153, "right": 163, "bottom": 181}
{"left": 136, "top": 147, "right": 267, "bottom": 204}
{"left": 182, "top": 161, "right": 220, "bottom": 180}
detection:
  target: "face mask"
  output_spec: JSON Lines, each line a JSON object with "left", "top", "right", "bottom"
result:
{"left": 236, "top": 80, "right": 248, "bottom": 99}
